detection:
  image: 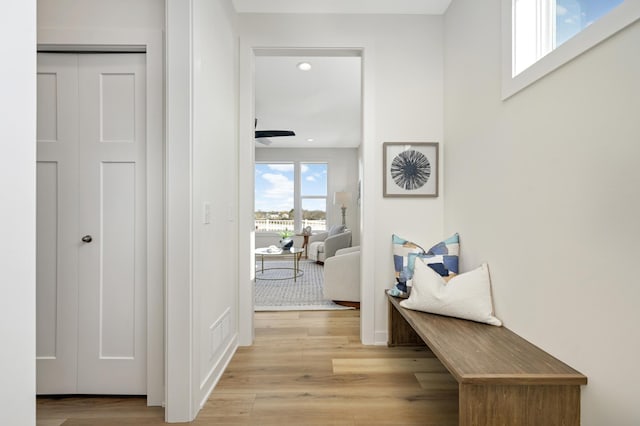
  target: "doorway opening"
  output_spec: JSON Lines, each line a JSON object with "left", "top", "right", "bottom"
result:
{"left": 240, "top": 47, "right": 366, "bottom": 337}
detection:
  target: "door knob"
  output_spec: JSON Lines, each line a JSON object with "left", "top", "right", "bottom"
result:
{"left": 81, "top": 235, "right": 93, "bottom": 243}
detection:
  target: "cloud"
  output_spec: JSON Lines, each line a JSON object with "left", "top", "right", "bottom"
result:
{"left": 301, "top": 164, "right": 310, "bottom": 173}
{"left": 556, "top": 5, "right": 568, "bottom": 16}
{"left": 306, "top": 176, "right": 316, "bottom": 182}
{"left": 261, "top": 173, "right": 293, "bottom": 198}
{"left": 256, "top": 173, "right": 294, "bottom": 211}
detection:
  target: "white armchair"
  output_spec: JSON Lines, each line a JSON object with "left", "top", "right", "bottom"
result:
{"left": 323, "top": 246, "right": 360, "bottom": 302}
{"left": 308, "top": 229, "right": 352, "bottom": 263}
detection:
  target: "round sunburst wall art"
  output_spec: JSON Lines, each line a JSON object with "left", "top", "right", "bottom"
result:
{"left": 390, "top": 149, "right": 431, "bottom": 190}
{"left": 383, "top": 142, "right": 439, "bottom": 197}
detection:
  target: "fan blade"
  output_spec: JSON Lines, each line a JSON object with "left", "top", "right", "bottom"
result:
{"left": 255, "top": 130, "right": 295, "bottom": 138}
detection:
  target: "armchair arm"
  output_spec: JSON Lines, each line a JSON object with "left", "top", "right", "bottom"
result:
{"left": 323, "top": 231, "right": 352, "bottom": 260}
{"left": 336, "top": 245, "right": 360, "bottom": 256}
{"left": 308, "top": 231, "right": 328, "bottom": 244}
{"left": 324, "top": 249, "right": 360, "bottom": 302}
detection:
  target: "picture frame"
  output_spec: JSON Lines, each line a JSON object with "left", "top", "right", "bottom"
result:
{"left": 383, "top": 142, "right": 439, "bottom": 197}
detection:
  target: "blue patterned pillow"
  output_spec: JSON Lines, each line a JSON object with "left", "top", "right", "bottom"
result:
{"left": 389, "top": 234, "right": 425, "bottom": 297}
{"left": 388, "top": 233, "right": 460, "bottom": 298}
{"left": 411, "top": 233, "right": 459, "bottom": 280}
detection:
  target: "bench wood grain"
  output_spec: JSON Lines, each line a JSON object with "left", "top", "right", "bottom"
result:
{"left": 387, "top": 293, "right": 587, "bottom": 426}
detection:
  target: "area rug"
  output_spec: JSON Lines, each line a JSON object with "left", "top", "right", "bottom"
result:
{"left": 254, "top": 260, "right": 352, "bottom": 311}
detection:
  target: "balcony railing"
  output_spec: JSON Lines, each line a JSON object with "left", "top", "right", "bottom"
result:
{"left": 255, "top": 219, "right": 326, "bottom": 232}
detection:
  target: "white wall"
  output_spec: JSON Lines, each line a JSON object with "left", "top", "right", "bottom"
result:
{"left": 166, "top": 0, "right": 239, "bottom": 421}
{"left": 444, "top": 0, "right": 640, "bottom": 424}
{"left": 255, "top": 147, "right": 360, "bottom": 245}
{"left": 0, "top": 4, "right": 36, "bottom": 425}
{"left": 0, "top": 2, "right": 37, "bottom": 425}
{"left": 38, "top": 0, "right": 163, "bottom": 29}
{"left": 239, "top": 14, "right": 444, "bottom": 343}
{"left": 191, "top": 0, "right": 239, "bottom": 413}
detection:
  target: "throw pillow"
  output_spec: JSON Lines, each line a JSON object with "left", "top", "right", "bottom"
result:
{"left": 411, "top": 233, "right": 460, "bottom": 280}
{"left": 327, "top": 224, "right": 345, "bottom": 236}
{"left": 388, "top": 234, "right": 425, "bottom": 298}
{"left": 400, "top": 259, "right": 502, "bottom": 326}
{"left": 388, "top": 233, "right": 460, "bottom": 298}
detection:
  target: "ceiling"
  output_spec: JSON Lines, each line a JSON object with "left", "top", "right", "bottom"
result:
{"left": 249, "top": 1, "right": 453, "bottom": 149}
{"left": 255, "top": 55, "right": 362, "bottom": 149}
{"left": 233, "top": 0, "right": 452, "bottom": 15}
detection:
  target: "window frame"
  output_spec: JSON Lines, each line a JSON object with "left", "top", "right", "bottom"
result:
{"left": 502, "top": 0, "right": 640, "bottom": 99}
{"left": 254, "top": 161, "right": 328, "bottom": 233}
{"left": 299, "top": 162, "right": 328, "bottom": 232}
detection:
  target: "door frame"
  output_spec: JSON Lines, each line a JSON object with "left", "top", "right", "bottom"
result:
{"left": 37, "top": 29, "right": 164, "bottom": 406}
{"left": 238, "top": 39, "right": 377, "bottom": 346}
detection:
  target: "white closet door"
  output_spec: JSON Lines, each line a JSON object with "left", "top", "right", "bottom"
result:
{"left": 36, "top": 53, "right": 80, "bottom": 394}
{"left": 36, "top": 53, "right": 147, "bottom": 395}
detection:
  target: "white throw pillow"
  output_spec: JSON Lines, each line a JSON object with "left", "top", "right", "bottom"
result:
{"left": 400, "top": 259, "right": 502, "bottom": 326}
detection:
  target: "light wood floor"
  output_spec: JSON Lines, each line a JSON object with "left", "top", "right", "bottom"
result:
{"left": 37, "top": 310, "right": 458, "bottom": 425}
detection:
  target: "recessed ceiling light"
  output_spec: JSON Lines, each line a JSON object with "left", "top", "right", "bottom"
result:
{"left": 306, "top": 138, "right": 314, "bottom": 142}
{"left": 297, "top": 62, "right": 312, "bottom": 71}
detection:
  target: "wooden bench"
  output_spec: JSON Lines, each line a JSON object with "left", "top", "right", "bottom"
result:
{"left": 387, "top": 293, "right": 587, "bottom": 426}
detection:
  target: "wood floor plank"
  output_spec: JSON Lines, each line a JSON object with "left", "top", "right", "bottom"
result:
{"left": 332, "top": 357, "right": 446, "bottom": 374}
{"left": 216, "top": 371, "right": 426, "bottom": 393}
{"left": 415, "top": 372, "right": 459, "bottom": 391}
{"left": 248, "top": 389, "right": 457, "bottom": 418}
{"left": 199, "top": 393, "right": 256, "bottom": 417}
{"left": 37, "top": 309, "right": 458, "bottom": 425}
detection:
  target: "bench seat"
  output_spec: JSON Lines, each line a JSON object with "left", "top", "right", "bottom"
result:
{"left": 387, "top": 293, "right": 587, "bottom": 425}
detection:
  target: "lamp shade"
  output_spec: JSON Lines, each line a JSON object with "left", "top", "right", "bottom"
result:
{"left": 334, "top": 191, "right": 351, "bottom": 207}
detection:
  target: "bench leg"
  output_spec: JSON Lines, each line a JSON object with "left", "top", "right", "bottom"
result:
{"left": 387, "top": 297, "right": 426, "bottom": 347}
{"left": 459, "top": 384, "right": 581, "bottom": 426}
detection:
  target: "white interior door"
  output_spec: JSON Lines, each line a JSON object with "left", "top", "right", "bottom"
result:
{"left": 36, "top": 53, "right": 80, "bottom": 394}
{"left": 37, "top": 52, "right": 147, "bottom": 395}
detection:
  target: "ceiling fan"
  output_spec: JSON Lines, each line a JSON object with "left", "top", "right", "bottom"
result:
{"left": 254, "top": 119, "right": 295, "bottom": 145}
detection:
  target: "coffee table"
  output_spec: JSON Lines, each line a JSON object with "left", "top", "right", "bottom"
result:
{"left": 255, "top": 247, "right": 305, "bottom": 282}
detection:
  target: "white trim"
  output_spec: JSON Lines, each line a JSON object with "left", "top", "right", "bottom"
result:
{"left": 502, "top": 0, "right": 640, "bottom": 99}
{"left": 165, "top": 0, "right": 195, "bottom": 421}
{"left": 238, "top": 38, "right": 257, "bottom": 346}
{"left": 198, "top": 335, "right": 238, "bottom": 409}
{"left": 359, "top": 45, "right": 376, "bottom": 346}
{"left": 238, "top": 40, "right": 376, "bottom": 347}
{"left": 36, "top": 28, "right": 165, "bottom": 407}
{"left": 374, "top": 331, "right": 388, "bottom": 346}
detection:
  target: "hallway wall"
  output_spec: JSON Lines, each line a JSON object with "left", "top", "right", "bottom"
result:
{"left": 444, "top": 0, "right": 640, "bottom": 423}
{"left": 0, "top": 1, "right": 37, "bottom": 425}
{"left": 165, "top": 0, "right": 240, "bottom": 421}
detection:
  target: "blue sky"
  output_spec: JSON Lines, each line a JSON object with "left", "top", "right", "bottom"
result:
{"left": 255, "top": 163, "right": 327, "bottom": 212}
{"left": 556, "top": 0, "right": 623, "bottom": 45}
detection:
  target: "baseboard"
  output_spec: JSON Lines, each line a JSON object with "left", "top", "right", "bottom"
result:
{"left": 198, "top": 334, "right": 238, "bottom": 409}
{"left": 374, "top": 330, "right": 388, "bottom": 346}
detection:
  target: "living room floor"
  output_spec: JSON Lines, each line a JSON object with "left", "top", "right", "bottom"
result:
{"left": 37, "top": 310, "right": 458, "bottom": 425}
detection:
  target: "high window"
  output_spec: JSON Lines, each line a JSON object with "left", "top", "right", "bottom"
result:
{"left": 255, "top": 162, "right": 327, "bottom": 232}
{"left": 513, "top": 0, "right": 624, "bottom": 76}
{"left": 503, "top": 0, "right": 639, "bottom": 98}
